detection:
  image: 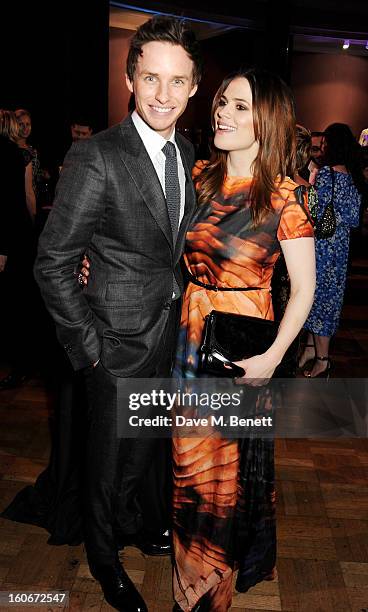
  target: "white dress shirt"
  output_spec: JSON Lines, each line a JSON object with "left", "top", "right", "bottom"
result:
{"left": 131, "top": 110, "right": 186, "bottom": 225}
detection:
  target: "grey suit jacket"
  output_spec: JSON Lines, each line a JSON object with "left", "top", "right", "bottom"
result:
{"left": 34, "top": 114, "right": 196, "bottom": 376}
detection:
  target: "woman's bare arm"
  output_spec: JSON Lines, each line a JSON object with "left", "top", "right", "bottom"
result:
{"left": 234, "top": 236, "right": 316, "bottom": 383}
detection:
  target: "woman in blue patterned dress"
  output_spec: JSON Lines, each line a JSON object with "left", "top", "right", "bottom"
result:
{"left": 300, "top": 123, "right": 363, "bottom": 377}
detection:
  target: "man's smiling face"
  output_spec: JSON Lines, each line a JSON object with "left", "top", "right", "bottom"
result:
{"left": 126, "top": 41, "right": 197, "bottom": 139}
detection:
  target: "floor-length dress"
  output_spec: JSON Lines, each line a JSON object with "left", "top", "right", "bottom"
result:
{"left": 173, "top": 167, "right": 314, "bottom": 611}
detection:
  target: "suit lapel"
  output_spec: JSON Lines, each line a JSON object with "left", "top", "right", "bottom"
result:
{"left": 117, "top": 116, "right": 173, "bottom": 251}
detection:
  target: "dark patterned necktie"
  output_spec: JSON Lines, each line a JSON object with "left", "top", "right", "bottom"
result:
{"left": 162, "top": 141, "right": 180, "bottom": 240}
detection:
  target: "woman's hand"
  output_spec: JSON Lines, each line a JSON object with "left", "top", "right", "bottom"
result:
{"left": 232, "top": 352, "right": 280, "bottom": 387}
{"left": 78, "top": 256, "right": 90, "bottom": 286}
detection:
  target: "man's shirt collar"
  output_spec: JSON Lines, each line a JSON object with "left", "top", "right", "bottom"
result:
{"left": 131, "top": 110, "right": 176, "bottom": 159}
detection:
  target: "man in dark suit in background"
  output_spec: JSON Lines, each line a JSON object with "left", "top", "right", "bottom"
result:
{"left": 70, "top": 116, "right": 93, "bottom": 142}
{"left": 34, "top": 16, "right": 202, "bottom": 612}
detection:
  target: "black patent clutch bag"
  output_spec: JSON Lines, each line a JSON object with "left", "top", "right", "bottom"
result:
{"left": 198, "top": 310, "right": 299, "bottom": 378}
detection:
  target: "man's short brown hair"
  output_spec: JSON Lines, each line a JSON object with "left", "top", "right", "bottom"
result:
{"left": 126, "top": 15, "right": 202, "bottom": 86}
{"left": 296, "top": 124, "right": 312, "bottom": 171}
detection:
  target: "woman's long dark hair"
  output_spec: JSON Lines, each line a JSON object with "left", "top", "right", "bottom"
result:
{"left": 323, "top": 123, "right": 364, "bottom": 193}
{"left": 194, "top": 68, "right": 297, "bottom": 225}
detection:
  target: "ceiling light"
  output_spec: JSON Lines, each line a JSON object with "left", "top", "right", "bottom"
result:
{"left": 365, "top": 41, "right": 368, "bottom": 50}
{"left": 342, "top": 39, "right": 350, "bottom": 49}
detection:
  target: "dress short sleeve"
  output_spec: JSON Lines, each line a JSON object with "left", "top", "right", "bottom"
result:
{"left": 277, "top": 187, "right": 314, "bottom": 241}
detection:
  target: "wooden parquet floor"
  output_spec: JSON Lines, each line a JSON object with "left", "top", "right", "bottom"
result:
{"left": 0, "top": 251, "right": 367, "bottom": 611}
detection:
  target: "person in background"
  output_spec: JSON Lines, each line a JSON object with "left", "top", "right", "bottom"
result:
{"left": 307, "top": 130, "right": 325, "bottom": 184}
{"left": 0, "top": 110, "right": 36, "bottom": 390}
{"left": 295, "top": 127, "right": 316, "bottom": 190}
{"left": 301, "top": 123, "right": 363, "bottom": 377}
{"left": 358, "top": 128, "right": 368, "bottom": 147}
{"left": 14, "top": 108, "right": 41, "bottom": 221}
{"left": 70, "top": 116, "right": 93, "bottom": 142}
{"left": 56, "top": 116, "right": 94, "bottom": 176}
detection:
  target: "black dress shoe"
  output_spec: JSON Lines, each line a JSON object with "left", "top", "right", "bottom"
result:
{"left": 136, "top": 529, "right": 172, "bottom": 556}
{"left": 172, "top": 594, "right": 209, "bottom": 611}
{"left": 91, "top": 562, "right": 147, "bottom": 612}
{"left": 0, "top": 371, "right": 28, "bottom": 390}
{"left": 118, "top": 530, "right": 172, "bottom": 556}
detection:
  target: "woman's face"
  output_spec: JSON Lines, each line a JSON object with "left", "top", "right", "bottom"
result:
{"left": 213, "top": 77, "right": 259, "bottom": 157}
{"left": 16, "top": 114, "right": 31, "bottom": 139}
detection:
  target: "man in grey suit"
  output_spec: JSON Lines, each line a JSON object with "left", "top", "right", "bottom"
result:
{"left": 34, "top": 16, "right": 202, "bottom": 612}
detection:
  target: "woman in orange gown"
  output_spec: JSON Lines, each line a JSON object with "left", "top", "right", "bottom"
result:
{"left": 172, "top": 69, "right": 316, "bottom": 611}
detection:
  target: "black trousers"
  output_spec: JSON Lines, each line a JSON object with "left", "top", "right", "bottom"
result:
{"left": 83, "top": 301, "right": 180, "bottom": 567}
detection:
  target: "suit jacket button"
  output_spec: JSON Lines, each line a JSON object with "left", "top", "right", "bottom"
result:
{"left": 163, "top": 302, "right": 171, "bottom": 310}
{"left": 64, "top": 344, "right": 72, "bottom": 353}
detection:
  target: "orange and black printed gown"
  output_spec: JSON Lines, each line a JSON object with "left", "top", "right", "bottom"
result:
{"left": 172, "top": 163, "right": 313, "bottom": 611}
